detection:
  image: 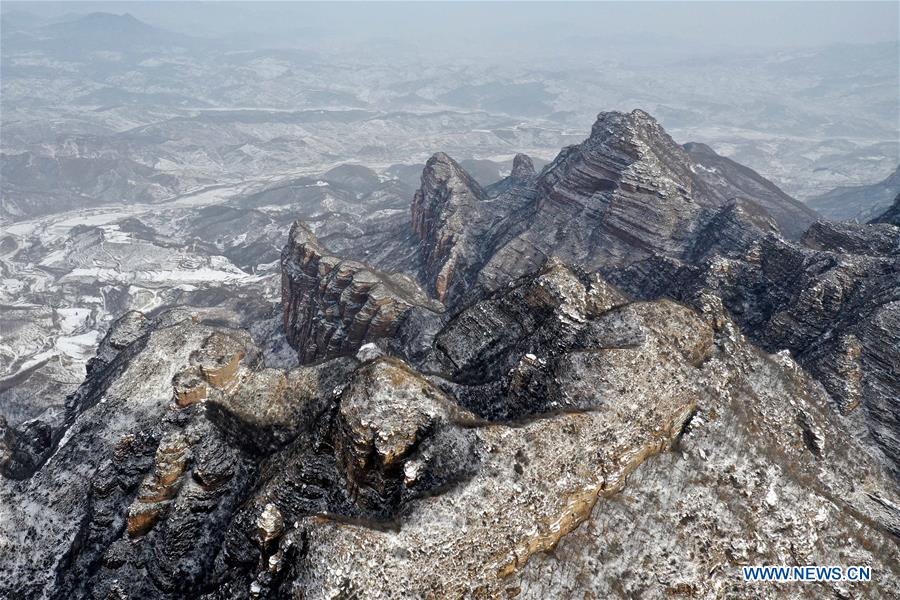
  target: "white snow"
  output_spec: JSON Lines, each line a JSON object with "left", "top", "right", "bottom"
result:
{"left": 55, "top": 331, "right": 100, "bottom": 360}
{"left": 56, "top": 307, "right": 91, "bottom": 334}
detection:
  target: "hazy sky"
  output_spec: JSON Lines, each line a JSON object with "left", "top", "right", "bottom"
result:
{"left": 5, "top": 1, "right": 899, "bottom": 52}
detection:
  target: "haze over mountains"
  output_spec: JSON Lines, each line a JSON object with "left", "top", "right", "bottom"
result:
{"left": 0, "top": 3, "right": 899, "bottom": 598}
{"left": 2, "top": 5, "right": 898, "bottom": 215}
{"left": 810, "top": 164, "right": 900, "bottom": 222}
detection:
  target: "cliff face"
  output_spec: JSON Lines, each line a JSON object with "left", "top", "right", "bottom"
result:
{"left": 475, "top": 110, "right": 709, "bottom": 289}
{"left": 405, "top": 111, "right": 820, "bottom": 304}
{"left": 4, "top": 259, "right": 898, "bottom": 599}
{"left": 281, "top": 221, "right": 442, "bottom": 363}
{"left": 4, "top": 108, "right": 900, "bottom": 599}
{"left": 613, "top": 216, "right": 900, "bottom": 474}
{"left": 510, "top": 152, "right": 536, "bottom": 182}
{"left": 410, "top": 152, "right": 490, "bottom": 303}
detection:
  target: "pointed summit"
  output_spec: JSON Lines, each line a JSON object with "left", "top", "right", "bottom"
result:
{"left": 510, "top": 153, "right": 536, "bottom": 182}
{"left": 411, "top": 152, "right": 486, "bottom": 244}
{"left": 411, "top": 153, "right": 488, "bottom": 302}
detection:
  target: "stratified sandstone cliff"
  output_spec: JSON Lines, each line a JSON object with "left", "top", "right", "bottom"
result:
{"left": 612, "top": 212, "right": 900, "bottom": 475}
{"left": 2, "top": 109, "right": 898, "bottom": 600}
{"left": 4, "top": 257, "right": 897, "bottom": 599}
{"left": 410, "top": 152, "right": 493, "bottom": 303}
{"left": 403, "top": 110, "right": 818, "bottom": 305}
{"left": 281, "top": 221, "right": 442, "bottom": 362}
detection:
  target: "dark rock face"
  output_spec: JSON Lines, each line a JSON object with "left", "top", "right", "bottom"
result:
{"left": 4, "top": 109, "right": 900, "bottom": 599}
{"left": 685, "top": 197, "right": 780, "bottom": 262}
{"left": 334, "top": 358, "right": 479, "bottom": 512}
{"left": 0, "top": 414, "right": 56, "bottom": 479}
{"left": 481, "top": 110, "right": 710, "bottom": 284}
{"left": 9, "top": 255, "right": 898, "bottom": 599}
{"left": 801, "top": 219, "right": 900, "bottom": 256}
{"left": 399, "top": 110, "right": 820, "bottom": 306}
{"left": 612, "top": 221, "right": 900, "bottom": 474}
{"left": 510, "top": 152, "right": 536, "bottom": 182}
{"left": 410, "top": 152, "right": 490, "bottom": 303}
{"left": 282, "top": 109, "right": 819, "bottom": 345}
{"left": 281, "top": 221, "right": 442, "bottom": 362}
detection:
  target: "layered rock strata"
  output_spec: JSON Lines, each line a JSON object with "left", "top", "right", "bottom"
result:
{"left": 281, "top": 221, "right": 442, "bottom": 362}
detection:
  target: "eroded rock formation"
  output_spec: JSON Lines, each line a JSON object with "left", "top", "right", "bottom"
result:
{"left": 410, "top": 152, "right": 490, "bottom": 303}
{"left": 3, "top": 109, "right": 899, "bottom": 599}
{"left": 281, "top": 220, "right": 442, "bottom": 362}
{"left": 612, "top": 215, "right": 900, "bottom": 474}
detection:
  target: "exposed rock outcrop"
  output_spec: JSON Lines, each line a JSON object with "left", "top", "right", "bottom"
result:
{"left": 275, "top": 265, "right": 900, "bottom": 599}
{"left": 801, "top": 219, "right": 900, "bottom": 256}
{"left": 334, "top": 358, "right": 479, "bottom": 512}
{"left": 410, "top": 152, "right": 490, "bottom": 303}
{"left": 510, "top": 152, "right": 536, "bottom": 182}
{"left": 403, "top": 110, "right": 817, "bottom": 300}
{"left": 491, "top": 109, "right": 709, "bottom": 269}
{"left": 613, "top": 224, "right": 900, "bottom": 474}
{"left": 3, "top": 108, "right": 899, "bottom": 599}
{"left": 281, "top": 221, "right": 442, "bottom": 363}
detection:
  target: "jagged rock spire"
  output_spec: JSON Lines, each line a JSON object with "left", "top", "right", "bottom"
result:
{"left": 411, "top": 153, "right": 488, "bottom": 302}
{"left": 510, "top": 153, "right": 536, "bottom": 181}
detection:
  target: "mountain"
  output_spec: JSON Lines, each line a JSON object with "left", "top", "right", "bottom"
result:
{"left": 613, "top": 215, "right": 900, "bottom": 474}
{"left": 401, "top": 110, "right": 817, "bottom": 306}
{"left": 682, "top": 141, "right": 819, "bottom": 238}
{"left": 2, "top": 109, "right": 898, "bottom": 598}
{"left": 870, "top": 193, "right": 900, "bottom": 226}
{"left": 809, "top": 164, "right": 900, "bottom": 221}
{"left": 43, "top": 12, "right": 160, "bottom": 37}
{"left": 0, "top": 151, "right": 181, "bottom": 220}
{"left": 6, "top": 12, "right": 195, "bottom": 55}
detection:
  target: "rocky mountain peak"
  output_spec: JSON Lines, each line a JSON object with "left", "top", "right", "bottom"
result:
{"left": 584, "top": 109, "right": 694, "bottom": 179}
{"left": 411, "top": 152, "right": 490, "bottom": 303}
{"left": 416, "top": 152, "right": 485, "bottom": 200}
{"left": 281, "top": 221, "right": 441, "bottom": 363}
{"left": 6, "top": 106, "right": 900, "bottom": 599}
{"left": 510, "top": 153, "right": 536, "bottom": 181}
{"left": 534, "top": 108, "right": 698, "bottom": 215}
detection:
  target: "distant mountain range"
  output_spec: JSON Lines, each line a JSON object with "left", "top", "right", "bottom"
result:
{"left": 809, "top": 163, "right": 900, "bottom": 221}
{"left": 2, "top": 11, "right": 196, "bottom": 55}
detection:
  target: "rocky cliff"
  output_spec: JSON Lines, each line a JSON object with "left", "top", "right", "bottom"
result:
{"left": 410, "top": 152, "right": 490, "bottom": 303}
{"left": 403, "top": 110, "right": 819, "bottom": 305}
{"left": 281, "top": 221, "right": 442, "bottom": 362}
{"left": 3, "top": 108, "right": 899, "bottom": 599}
{"left": 3, "top": 258, "right": 898, "bottom": 598}
{"left": 612, "top": 215, "right": 900, "bottom": 475}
